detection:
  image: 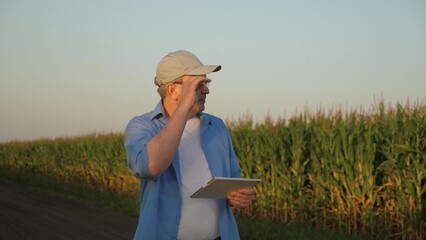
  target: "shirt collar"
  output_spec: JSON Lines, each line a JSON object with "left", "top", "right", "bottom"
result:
{"left": 150, "top": 100, "right": 167, "bottom": 121}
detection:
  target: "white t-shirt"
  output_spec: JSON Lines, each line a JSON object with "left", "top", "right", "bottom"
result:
{"left": 177, "top": 117, "right": 220, "bottom": 240}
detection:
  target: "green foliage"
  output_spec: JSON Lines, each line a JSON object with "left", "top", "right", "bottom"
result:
{"left": 229, "top": 101, "right": 426, "bottom": 239}
{"left": 0, "top": 133, "right": 139, "bottom": 206}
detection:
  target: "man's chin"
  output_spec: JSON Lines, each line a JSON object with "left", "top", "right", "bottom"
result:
{"left": 197, "top": 103, "right": 206, "bottom": 113}
{"left": 197, "top": 107, "right": 205, "bottom": 114}
{"left": 190, "top": 104, "right": 205, "bottom": 116}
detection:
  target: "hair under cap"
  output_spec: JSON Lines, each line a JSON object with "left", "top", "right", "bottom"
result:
{"left": 154, "top": 50, "right": 221, "bottom": 86}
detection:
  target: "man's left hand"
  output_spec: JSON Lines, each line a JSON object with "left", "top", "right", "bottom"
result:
{"left": 227, "top": 188, "right": 255, "bottom": 208}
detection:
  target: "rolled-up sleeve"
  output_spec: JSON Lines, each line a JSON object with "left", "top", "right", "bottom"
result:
{"left": 124, "top": 116, "right": 156, "bottom": 179}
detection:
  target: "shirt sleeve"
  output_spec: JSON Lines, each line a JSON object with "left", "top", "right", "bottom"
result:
{"left": 214, "top": 116, "right": 242, "bottom": 178}
{"left": 124, "top": 116, "right": 156, "bottom": 179}
{"left": 227, "top": 130, "right": 242, "bottom": 178}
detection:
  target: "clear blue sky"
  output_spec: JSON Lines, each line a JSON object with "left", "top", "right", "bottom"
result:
{"left": 1, "top": 0, "right": 425, "bottom": 142}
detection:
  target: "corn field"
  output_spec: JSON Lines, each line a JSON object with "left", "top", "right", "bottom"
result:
{"left": 0, "top": 101, "right": 425, "bottom": 239}
{"left": 230, "top": 101, "right": 426, "bottom": 239}
{"left": 0, "top": 134, "right": 140, "bottom": 199}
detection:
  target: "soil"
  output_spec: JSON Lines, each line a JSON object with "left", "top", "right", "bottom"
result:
{"left": 0, "top": 181, "right": 138, "bottom": 240}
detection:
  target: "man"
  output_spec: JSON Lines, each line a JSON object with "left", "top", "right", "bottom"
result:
{"left": 124, "top": 50, "right": 254, "bottom": 240}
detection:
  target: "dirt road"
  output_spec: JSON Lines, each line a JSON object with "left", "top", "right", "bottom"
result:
{"left": 0, "top": 182, "right": 138, "bottom": 240}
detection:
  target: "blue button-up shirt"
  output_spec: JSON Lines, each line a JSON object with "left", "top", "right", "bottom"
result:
{"left": 124, "top": 101, "right": 242, "bottom": 240}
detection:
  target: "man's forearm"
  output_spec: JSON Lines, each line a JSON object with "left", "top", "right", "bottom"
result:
{"left": 146, "top": 107, "right": 189, "bottom": 176}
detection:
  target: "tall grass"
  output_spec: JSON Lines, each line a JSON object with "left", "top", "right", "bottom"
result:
{"left": 229, "top": 100, "right": 425, "bottom": 239}
{"left": 0, "top": 133, "right": 140, "bottom": 214}
{"left": 0, "top": 100, "right": 425, "bottom": 239}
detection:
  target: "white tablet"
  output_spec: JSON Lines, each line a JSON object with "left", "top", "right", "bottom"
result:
{"left": 190, "top": 177, "right": 261, "bottom": 199}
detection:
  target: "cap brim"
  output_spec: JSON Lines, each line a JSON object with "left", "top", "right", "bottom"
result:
{"left": 187, "top": 65, "right": 221, "bottom": 75}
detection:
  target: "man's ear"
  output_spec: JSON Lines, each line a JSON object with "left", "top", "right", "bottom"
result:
{"left": 167, "top": 84, "right": 180, "bottom": 101}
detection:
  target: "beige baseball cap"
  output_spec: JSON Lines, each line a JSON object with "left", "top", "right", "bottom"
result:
{"left": 154, "top": 50, "right": 221, "bottom": 86}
